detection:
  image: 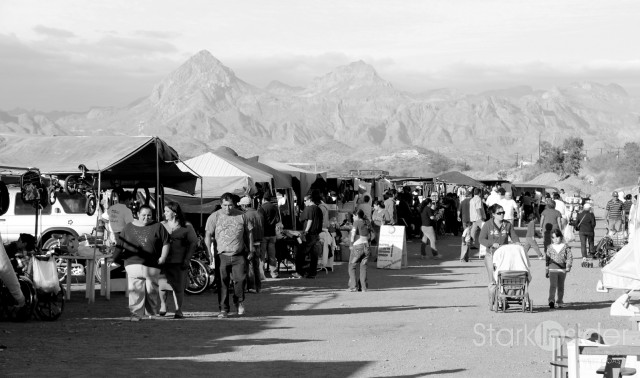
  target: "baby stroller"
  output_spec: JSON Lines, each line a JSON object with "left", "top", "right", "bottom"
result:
{"left": 592, "top": 231, "right": 628, "bottom": 268}
{"left": 490, "top": 244, "right": 533, "bottom": 313}
{"left": 493, "top": 271, "right": 533, "bottom": 313}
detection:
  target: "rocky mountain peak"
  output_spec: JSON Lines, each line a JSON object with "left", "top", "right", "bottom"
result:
{"left": 149, "top": 50, "right": 245, "bottom": 105}
{"left": 305, "top": 60, "right": 395, "bottom": 96}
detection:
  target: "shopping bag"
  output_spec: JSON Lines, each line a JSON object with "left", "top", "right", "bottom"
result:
{"left": 32, "top": 257, "right": 60, "bottom": 294}
{"left": 563, "top": 223, "right": 575, "bottom": 243}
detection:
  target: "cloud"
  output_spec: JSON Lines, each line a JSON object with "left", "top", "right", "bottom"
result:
{"left": 133, "top": 30, "right": 181, "bottom": 39}
{"left": 0, "top": 33, "right": 182, "bottom": 111}
{"left": 33, "top": 25, "right": 76, "bottom": 39}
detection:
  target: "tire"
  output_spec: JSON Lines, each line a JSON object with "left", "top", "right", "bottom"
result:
{"left": 186, "top": 259, "right": 209, "bottom": 295}
{"left": 0, "top": 181, "right": 9, "bottom": 216}
{"left": 34, "top": 284, "right": 64, "bottom": 321}
{"left": 63, "top": 175, "right": 79, "bottom": 195}
{"left": 48, "top": 186, "right": 57, "bottom": 205}
{"left": 85, "top": 194, "right": 97, "bottom": 216}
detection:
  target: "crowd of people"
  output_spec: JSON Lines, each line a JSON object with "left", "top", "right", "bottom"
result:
{"left": 2, "top": 182, "right": 636, "bottom": 320}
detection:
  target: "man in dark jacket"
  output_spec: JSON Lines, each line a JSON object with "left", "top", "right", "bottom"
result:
{"left": 575, "top": 203, "right": 596, "bottom": 261}
{"left": 259, "top": 193, "right": 280, "bottom": 278}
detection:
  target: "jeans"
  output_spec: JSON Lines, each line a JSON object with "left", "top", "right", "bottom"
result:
{"left": 296, "top": 234, "right": 321, "bottom": 277}
{"left": 459, "top": 240, "right": 470, "bottom": 261}
{"left": 420, "top": 226, "right": 438, "bottom": 256}
{"left": 607, "top": 218, "right": 622, "bottom": 232}
{"left": 471, "top": 220, "right": 483, "bottom": 248}
{"left": 125, "top": 264, "right": 161, "bottom": 318}
{"left": 523, "top": 237, "right": 543, "bottom": 258}
{"left": 261, "top": 236, "right": 278, "bottom": 275}
{"left": 348, "top": 243, "right": 370, "bottom": 290}
{"left": 579, "top": 232, "right": 595, "bottom": 258}
{"left": 218, "top": 254, "right": 246, "bottom": 312}
{"left": 484, "top": 252, "right": 495, "bottom": 284}
{"left": 549, "top": 271, "right": 566, "bottom": 304}
{"left": 246, "top": 250, "right": 262, "bottom": 292}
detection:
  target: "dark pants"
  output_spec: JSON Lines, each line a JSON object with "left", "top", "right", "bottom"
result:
{"left": 579, "top": 232, "right": 595, "bottom": 258}
{"left": 296, "top": 234, "right": 321, "bottom": 277}
{"left": 348, "top": 243, "right": 370, "bottom": 290}
{"left": 246, "top": 251, "right": 262, "bottom": 292}
{"left": 218, "top": 254, "right": 246, "bottom": 312}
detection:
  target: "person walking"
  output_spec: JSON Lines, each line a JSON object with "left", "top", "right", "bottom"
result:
{"left": 259, "top": 193, "right": 280, "bottom": 278}
{"left": 419, "top": 198, "right": 440, "bottom": 260}
{"left": 204, "top": 193, "right": 256, "bottom": 318}
{"left": 574, "top": 203, "right": 596, "bottom": 263}
{"left": 623, "top": 194, "right": 633, "bottom": 232}
{"left": 347, "top": 209, "right": 372, "bottom": 292}
{"left": 112, "top": 205, "right": 170, "bottom": 321}
{"left": 523, "top": 214, "right": 544, "bottom": 259}
{"left": 540, "top": 200, "right": 562, "bottom": 254}
{"left": 239, "top": 196, "right": 264, "bottom": 293}
{"left": 546, "top": 229, "right": 573, "bottom": 309}
{"left": 478, "top": 204, "right": 521, "bottom": 284}
{"left": 469, "top": 188, "right": 486, "bottom": 251}
{"left": 158, "top": 202, "right": 197, "bottom": 319}
{"left": 605, "top": 191, "right": 625, "bottom": 232}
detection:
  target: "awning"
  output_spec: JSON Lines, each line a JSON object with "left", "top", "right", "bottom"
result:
{"left": 243, "top": 156, "right": 292, "bottom": 189}
{"left": 0, "top": 135, "right": 197, "bottom": 194}
{"left": 177, "top": 151, "right": 274, "bottom": 198}
{"left": 259, "top": 158, "right": 326, "bottom": 198}
{"left": 435, "top": 171, "right": 484, "bottom": 188}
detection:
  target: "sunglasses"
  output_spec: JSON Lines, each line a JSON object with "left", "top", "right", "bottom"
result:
{"left": 495, "top": 211, "right": 505, "bottom": 215}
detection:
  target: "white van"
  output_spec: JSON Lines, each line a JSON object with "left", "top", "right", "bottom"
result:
{"left": 0, "top": 185, "right": 98, "bottom": 248}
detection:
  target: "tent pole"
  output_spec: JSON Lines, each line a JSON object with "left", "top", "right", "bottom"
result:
{"left": 200, "top": 177, "right": 203, "bottom": 226}
{"left": 156, "top": 138, "right": 160, "bottom": 221}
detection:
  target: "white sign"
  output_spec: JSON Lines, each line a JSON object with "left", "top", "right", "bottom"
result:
{"left": 376, "top": 225, "right": 407, "bottom": 269}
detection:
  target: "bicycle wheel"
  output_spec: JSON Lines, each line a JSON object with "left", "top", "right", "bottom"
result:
{"left": 63, "top": 175, "right": 79, "bottom": 195}
{"left": 1, "top": 277, "right": 36, "bottom": 322}
{"left": 186, "top": 259, "right": 209, "bottom": 295}
{"left": 34, "top": 284, "right": 65, "bottom": 321}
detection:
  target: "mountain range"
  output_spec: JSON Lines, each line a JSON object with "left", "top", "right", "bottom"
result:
{"left": 1, "top": 50, "right": 639, "bottom": 170}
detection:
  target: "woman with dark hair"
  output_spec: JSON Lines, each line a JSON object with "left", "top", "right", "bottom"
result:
{"left": 348, "top": 209, "right": 371, "bottom": 292}
{"left": 159, "top": 201, "right": 197, "bottom": 319}
{"left": 546, "top": 228, "right": 573, "bottom": 309}
{"left": 112, "top": 205, "right": 170, "bottom": 321}
{"left": 479, "top": 203, "right": 521, "bottom": 283}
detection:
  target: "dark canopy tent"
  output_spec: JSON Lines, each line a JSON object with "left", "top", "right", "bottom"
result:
{"left": 243, "top": 156, "right": 293, "bottom": 189}
{"left": 435, "top": 171, "right": 484, "bottom": 188}
{"left": 0, "top": 135, "right": 197, "bottom": 194}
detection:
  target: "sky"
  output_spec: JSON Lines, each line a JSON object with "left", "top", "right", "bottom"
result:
{"left": 1, "top": 0, "right": 639, "bottom": 111}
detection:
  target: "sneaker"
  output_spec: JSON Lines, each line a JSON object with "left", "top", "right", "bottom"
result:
{"left": 130, "top": 316, "right": 141, "bottom": 322}
{"left": 549, "top": 301, "right": 555, "bottom": 309}
{"left": 347, "top": 288, "right": 357, "bottom": 292}
{"left": 432, "top": 255, "right": 441, "bottom": 260}
{"left": 174, "top": 311, "right": 184, "bottom": 319}
{"left": 218, "top": 311, "right": 228, "bottom": 318}
{"left": 556, "top": 303, "right": 564, "bottom": 308}
{"left": 237, "top": 303, "right": 245, "bottom": 316}
{"left": 305, "top": 275, "right": 316, "bottom": 279}
{"left": 291, "top": 273, "right": 303, "bottom": 279}
{"left": 270, "top": 272, "right": 279, "bottom": 279}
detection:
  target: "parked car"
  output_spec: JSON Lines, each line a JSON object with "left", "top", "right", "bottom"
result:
{"left": 0, "top": 185, "right": 98, "bottom": 248}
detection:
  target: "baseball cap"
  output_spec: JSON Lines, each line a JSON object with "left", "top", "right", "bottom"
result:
{"left": 239, "top": 196, "right": 252, "bottom": 205}
{"left": 613, "top": 191, "right": 618, "bottom": 196}
{"left": 583, "top": 203, "right": 592, "bottom": 210}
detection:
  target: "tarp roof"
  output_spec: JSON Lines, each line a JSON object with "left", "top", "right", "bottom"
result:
{"left": 0, "top": 135, "right": 197, "bottom": 194}
{"left": 177, "top": 151, "right": 274, "bottom": 198}
{"left": 435, "top": 171, "right": 484, "bottom": 188}
{"left": 259, "top": 158, "right": 326, "bottom": 197}
{"left": 243, "top": 156, "right": 292, "bottom": 189}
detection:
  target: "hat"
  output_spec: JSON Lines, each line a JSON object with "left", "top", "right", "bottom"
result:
{"left": 583, "top": 203, "right": 592, "bottom": 210}
{"left": 613, "top": 191, "right": 618, "bottom": 196}
{"left": 239, "top": 196, "right": 251, "bottom": 206}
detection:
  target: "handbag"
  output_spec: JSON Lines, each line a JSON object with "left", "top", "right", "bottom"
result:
{"left": 573, "top": 213, "right": 586, "bottom": 233}
{"left": 563, "top": 223, "right": 575, "bottom": 243}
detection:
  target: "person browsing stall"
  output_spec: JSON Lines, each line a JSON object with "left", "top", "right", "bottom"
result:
{"left": 293, "top": 190, "right": 324, "bottom": 279}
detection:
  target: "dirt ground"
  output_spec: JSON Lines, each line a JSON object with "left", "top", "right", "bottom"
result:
{"left": 0, "top": 210, "right": 632, "bottom": 377}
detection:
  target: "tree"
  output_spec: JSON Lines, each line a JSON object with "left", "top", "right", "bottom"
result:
{"left": 537, "top": 137, "right": 584, "bottom": 177}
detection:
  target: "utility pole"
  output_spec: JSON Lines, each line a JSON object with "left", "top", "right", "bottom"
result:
{"left": 515, "top": 153, "right": 519, "bottom": 168}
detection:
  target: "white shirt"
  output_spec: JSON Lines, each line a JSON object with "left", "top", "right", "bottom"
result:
{"left": 554, "top": 199, "right": 567, "bottom": 219}
{"left": 107, "top": 203, "right": 134, "bottom": 233}
{"left": 486, "top": 191, "right": 501, "bottom": 207}
{"left": 499, "top": 198, "right": 519, "bottom": 221}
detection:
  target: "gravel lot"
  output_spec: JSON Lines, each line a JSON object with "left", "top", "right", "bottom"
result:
{"left": 0, "top": 210, "right": 630, "bottom": 377}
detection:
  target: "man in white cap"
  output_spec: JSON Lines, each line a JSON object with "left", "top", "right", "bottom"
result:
{"left": 239, "top": 196, "right": 264, "bottom": 293}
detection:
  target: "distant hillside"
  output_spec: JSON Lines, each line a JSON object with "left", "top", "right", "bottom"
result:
{"left": 2, "top": 50, "right": 639, "bottom": 168}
